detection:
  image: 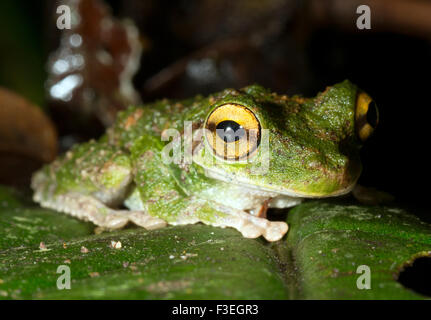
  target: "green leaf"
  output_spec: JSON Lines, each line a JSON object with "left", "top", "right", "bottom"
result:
{"left": 1, "top": 185, "right": 430, "bottom": 299}
{"left": 0, "top": 186, "right": 94, "bottom": 250}
{"left": 286, "top": 200, "right": 431, "bottom": 299}
{"left": 0, "top": 186, "right": 288, "bottom": 299}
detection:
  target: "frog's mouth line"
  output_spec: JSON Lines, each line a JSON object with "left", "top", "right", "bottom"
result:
{"left": 203, "top": 166, "right": 358, "bottom": 199}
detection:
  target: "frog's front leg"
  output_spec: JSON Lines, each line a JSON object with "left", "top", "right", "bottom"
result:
{"left": 34, "top": 192, "right": 164, "bottom": 229}
{"left": 131, "top": 136, "right": 288, "bottom": 241}
{"left": 137, "top": 190, "right": 288, "bottom": 241}
{"left": 32, "top": 140, "right": 166, "bottom": 230}
{"left": 205, "top": 203, "right": 288, "bottom": 241}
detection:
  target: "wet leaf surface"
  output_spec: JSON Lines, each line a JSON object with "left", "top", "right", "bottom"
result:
{"left": 0, "top": 187, "right": 430, "bottom": 299}
{"left": 0, "top": 186, "right": 287, "bottom": 299}
{"left": 286, "top": 200, "right": 431, "bottom": 299}
{"left": 0, "top": 186, "right": 93, "bottom": 251}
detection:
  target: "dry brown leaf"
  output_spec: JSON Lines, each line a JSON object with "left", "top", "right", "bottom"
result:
{"left": 0, "top": 87, "right": 57, "bottom": 185}
{"left": 46, "top": 0, "right": 142, "bottom": 127}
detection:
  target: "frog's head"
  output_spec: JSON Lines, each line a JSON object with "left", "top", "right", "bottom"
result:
{"left": 193, "top": 80, "right": 378, "bottom": 198}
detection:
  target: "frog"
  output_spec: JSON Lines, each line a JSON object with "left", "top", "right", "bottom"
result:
{"left": 32, "top": 80, "right": 378, "bottom": 241}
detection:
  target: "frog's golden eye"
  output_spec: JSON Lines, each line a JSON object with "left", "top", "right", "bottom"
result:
{"left": 205, "top": 103, "right": 260, "bottom": 160}
{"left": 355, "top": 91, "right": 379, "bottom": 141}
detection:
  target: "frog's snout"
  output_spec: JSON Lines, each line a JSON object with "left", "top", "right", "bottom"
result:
{"left": 355, "top": 91, "right": 379, "bottom": 141}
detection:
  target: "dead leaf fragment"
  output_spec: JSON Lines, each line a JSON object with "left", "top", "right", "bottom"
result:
{"left": 46, "top": 0, "right": 142, "bottom": 126}
{"left": 0, "top": 87, "right": 57, "bottom": 163}
{"left": 0, "top": 87, "right": 58, "bottom": 186}
{"left": 110, "top": 241, "right": 122, "bottom": 249}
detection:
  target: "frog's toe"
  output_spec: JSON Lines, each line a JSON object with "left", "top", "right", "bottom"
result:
{"left": 231, "top": 213, "right": 288, "bottom": 241}
{"left": 127, "top": 211, "right": 167, "bottom": 230}
{"left": 262, "top": 221, "right": 288, "bottom": 242}
{"left": 100, "top": 215, "right": 130, "bottom": 229}
{"left": 239, "top": 220, "right": 288, "bottom": 241}
{"left": 239, "top": 223, "right": 262, "bottom": 239}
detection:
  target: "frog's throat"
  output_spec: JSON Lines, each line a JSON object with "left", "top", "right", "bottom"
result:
{"left": 203, "top": 167, "right": 357, "bottom": 199}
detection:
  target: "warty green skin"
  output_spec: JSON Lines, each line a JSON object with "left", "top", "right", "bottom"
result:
{"left": 32, "top": 80, "right": 364, "bottom": 241}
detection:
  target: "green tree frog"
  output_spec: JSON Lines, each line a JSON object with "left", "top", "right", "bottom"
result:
{"left": 32, "top": 80, "right": 377, "bottom": 241}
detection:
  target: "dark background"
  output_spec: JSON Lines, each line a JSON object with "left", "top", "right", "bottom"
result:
{"left": 0, "top": 0, "right": 430, "bottom": 219}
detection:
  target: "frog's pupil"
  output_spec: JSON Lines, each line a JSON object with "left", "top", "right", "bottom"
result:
{"left": 367, "top": 101, "right": 378, "bottom": 128}
{"left": 216, "top": 120, "right": 245, "bottom": 142}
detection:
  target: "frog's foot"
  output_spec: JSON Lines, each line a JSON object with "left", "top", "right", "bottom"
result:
{"left": 92, "top": 209, "right": 166, "bottom": 230}
{"left": 34, "top": 192, "right": 166, "bottom": 230}
{"left": 237, "top": 215, "right": 288, "bottom": 242}
{"left": 125, "top": 211, "right": 167, "bottom": 230}
{"left": 213, "top": 207, "right": 288, "bottom": 242}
